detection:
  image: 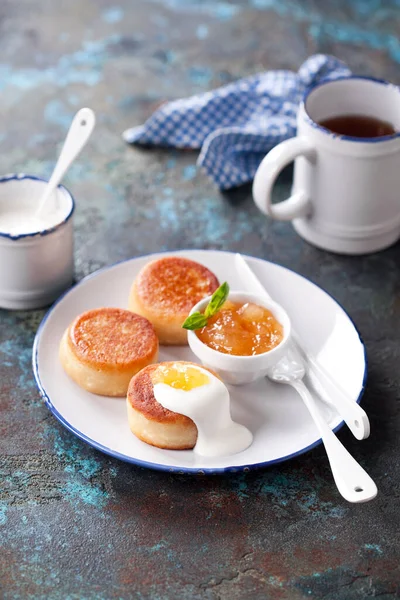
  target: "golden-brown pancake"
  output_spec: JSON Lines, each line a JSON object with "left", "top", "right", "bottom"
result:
{"left": 129, "top": 257, "right": 219, "bottom": 345}
{"left": 127, "top": 361, "right": 217, "bottom": 450}
{"left": 59, "top": 307, "right": 158, "bottom": 396}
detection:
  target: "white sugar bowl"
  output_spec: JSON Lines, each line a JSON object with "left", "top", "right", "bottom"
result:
{"left": 0, "top": 174, "right": 75, "bottom": 310}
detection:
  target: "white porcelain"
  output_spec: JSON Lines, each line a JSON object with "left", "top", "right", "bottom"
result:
{"left": 234, "top": 252, "right": 370, "bottom": 440}
{"left": 0, "top": 174, "right": 74, "bottom": 310}
{"left": 187, "top": 291, "right": 291, "bottom": 385}
{"left": 253, "top": 76, "right": 400, "bottom": 255}
{"left": 268, "top": 348, "right": 377, "bottom": 503}
{"left": 33, "top": 250, "right": 367, "bottom": 474}
{"left": 36, "top": 108, "right": 95, "bottom": 216}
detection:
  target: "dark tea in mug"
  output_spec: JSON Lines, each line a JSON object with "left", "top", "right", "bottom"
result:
{"left": 318, "top": 114, "right": 396, "bottom": 138}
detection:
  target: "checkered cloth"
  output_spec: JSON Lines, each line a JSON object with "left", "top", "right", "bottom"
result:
{"left": 123, "top": 54, "right": 350, "bottom": 189}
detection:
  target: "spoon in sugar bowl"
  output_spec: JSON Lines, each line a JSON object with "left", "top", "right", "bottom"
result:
{"left": 36, "top": 108, "right": 96, "bottom": 216}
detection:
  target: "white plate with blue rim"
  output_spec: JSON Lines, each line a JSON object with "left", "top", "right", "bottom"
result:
{"left": 32, "top": 250, "right": 367, "bottom": 474}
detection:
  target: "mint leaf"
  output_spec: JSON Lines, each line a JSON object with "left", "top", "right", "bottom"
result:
{"left": 182, "top": 312, "right": 208, "bottom": 331}
{"left": 204, "top": 282, "right": 230, "bottom": 318}
{"left": 182, "top": 282, "right": 230, "bottom": 331}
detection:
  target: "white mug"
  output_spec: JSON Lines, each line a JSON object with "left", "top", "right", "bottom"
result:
{"left": 253, "top": 76, "right": 400, "bottom": 255}
{"left": 0, "top": 174, "right": 74, "bottom": 309}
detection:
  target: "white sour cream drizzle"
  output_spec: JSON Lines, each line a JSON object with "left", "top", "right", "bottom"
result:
{"left": 153, "top": 367, "right": 253, "bottom": 458}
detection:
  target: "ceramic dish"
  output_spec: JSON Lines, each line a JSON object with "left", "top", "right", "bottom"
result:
{"left": 0, "top": 174, "right": 74, "bottom": 310}
{"left": 187, "top": 290, "right": 291, "bottom": 385}
{"left": 32, "top": 250, "right": 367, "bottom": 474}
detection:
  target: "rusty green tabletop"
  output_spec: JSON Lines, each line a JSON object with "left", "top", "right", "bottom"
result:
{"left": 0, "top": 1, "right": 399, "bottom": 599}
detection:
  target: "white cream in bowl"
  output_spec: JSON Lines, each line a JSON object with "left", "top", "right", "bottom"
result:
{"left": 0, "top": 174, "right": 74, "bottom": 309}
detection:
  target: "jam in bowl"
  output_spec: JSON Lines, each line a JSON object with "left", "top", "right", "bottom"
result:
{"left": 187, "top": 291, "right": 291, "bottom": 385}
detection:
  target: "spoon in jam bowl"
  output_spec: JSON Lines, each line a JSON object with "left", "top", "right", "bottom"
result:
{"left": 268, "top": 348, "right": 377, "bottom": 503}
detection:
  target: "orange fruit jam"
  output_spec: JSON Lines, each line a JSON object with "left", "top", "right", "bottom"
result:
{"left": 196, "top": 300, "right": 284, "bottom": 356}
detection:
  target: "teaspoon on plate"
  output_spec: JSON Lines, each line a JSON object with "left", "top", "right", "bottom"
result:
{"left": 234, "top": 253, "right": 377, "bottom": 503}
{"left": 234, "top": 253, "right": 370, "bottom": 440}
{"left": 268, "top": 347, "right": 377, "bottom": 503}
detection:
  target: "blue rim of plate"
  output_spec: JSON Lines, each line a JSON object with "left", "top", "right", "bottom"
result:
{"left": 32, "top": 250, "right": 368, "bottom": 475}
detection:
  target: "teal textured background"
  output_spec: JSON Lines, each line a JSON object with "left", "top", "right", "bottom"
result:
{"left": 0, "top": 1, "right": 399, "bottom": 598}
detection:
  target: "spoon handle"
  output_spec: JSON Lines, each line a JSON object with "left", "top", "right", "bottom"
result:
{"left": 290, "top": 379, "right": 377, "bottom": 503}
{"left": 36, "top": 108, "right": 96, "bottom": 215}
{"left": 304, "top": 355, "right": 370, "bottom": 440}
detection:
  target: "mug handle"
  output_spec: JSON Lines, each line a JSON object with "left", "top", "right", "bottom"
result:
{"left": 253, "top": 137, "right": 316, "bottom": 221}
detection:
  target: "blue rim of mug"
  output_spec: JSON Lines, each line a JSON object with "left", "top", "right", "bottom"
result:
{"left": 302, "top": 75, "right": 400, "bottom": 143}
{"left": 0, "top": 173, "right": 75, "bottom": 241}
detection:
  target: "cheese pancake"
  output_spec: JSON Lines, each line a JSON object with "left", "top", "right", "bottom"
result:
{"left": 127, "top": 361, "right": 214, "bottom": 450}
{"left": 129, "top": 257, "right": 219, "bottom": 345}
{"left": 59, "top": 308, "right": 158, "bottom": 396}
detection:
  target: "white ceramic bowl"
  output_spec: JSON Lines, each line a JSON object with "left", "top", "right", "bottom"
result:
{"left": 187, "top": 291, "right": 291, "bottom": 385}
{"left": 0, "top": 174, "right": 75, "bottom": 310}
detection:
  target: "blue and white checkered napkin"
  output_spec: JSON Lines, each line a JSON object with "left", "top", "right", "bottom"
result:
{"left": 123, "top": 54, "right": 350, "bottom": 190}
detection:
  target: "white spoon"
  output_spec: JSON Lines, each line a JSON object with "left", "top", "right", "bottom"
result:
{"left": 234, "top": 253, "right": 370, "bottom": 440}
{"left": 268, "top": 348, "right": 377, "bottom": 502}
{"left": 36, "top": 108, "right": 96, "bottom": 216}
{"left": 234, "top": 253, "right": 377, "bottom": 503}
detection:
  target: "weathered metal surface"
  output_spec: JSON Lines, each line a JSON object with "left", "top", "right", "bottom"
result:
{"left": 0, "top": 1, "right": 399, "bottom": 598}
